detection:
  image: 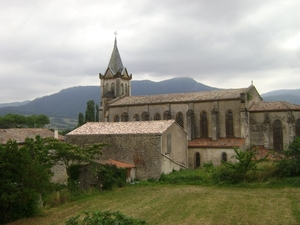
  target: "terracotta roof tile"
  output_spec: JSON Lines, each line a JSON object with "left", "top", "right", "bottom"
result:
{"left": 97, "top": 159, "right": 136, "bottom": 168}
{"left": 67, "top": 120, "right": 178, "bottom": 135}
{"left": 188, "top": 138, "right": 245, "bottom": 148}
{"left": 109, "top": 87, "right": 249, "bottom": 106}
{"left": 249, "top": 101, "right": 300, "bottom": 112}
{"left": 0, "top": 128, "right": 63, "bottom": 144}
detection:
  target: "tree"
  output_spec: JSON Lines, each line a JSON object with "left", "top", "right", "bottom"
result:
{"left": 212, "top": 147, "right": 267, "bottom": 183}
{"left": 85, "top": 100, "right": 95, "bottom": 122}
{"left": 43, "top": 137, "right": 107, "bottom": 186}
{"left": 77, "top": 113, "right": 84, "bottom": 126}
{"left": 278, "top": 137, "right": 300, "bottom": 177}
{"left": 0, "top": 138, "right": 52, "bottom": 224}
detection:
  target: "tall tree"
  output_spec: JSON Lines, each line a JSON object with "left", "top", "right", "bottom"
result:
{"left": 77, "top": 112, "right": 84, "bottom": 126}
{"left": 85, "top": 100, "right": 95, "bottom": 122}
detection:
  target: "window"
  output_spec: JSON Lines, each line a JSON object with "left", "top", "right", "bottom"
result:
{"left": 125, "top": 84, "right": 128, "bottom": 95}
{"left": 141, "top": 111, "right": 149, "bottom": 121}
{"left": 121, "top": 83, "right": 124, "bottom": 95}
{"left": 176, "top": 112, "right": 184, "bottom": 128}
{"left": 273, "top": 119, "right": 283, "bottom": 151}
{"left": 296, "top": 119, "right": 300, "bottom": 137}
{"left": 154, "top": 113, "right": 161, "bottom": 120}
{"left": 111, "top": 83, "right": 115, "bottom": 94}
{"left": 201, "top": 111, "right": 208, "bottom": 138}
{"left": 121, "top": 112, "right": 128, "bottom": 122}
{"left": 105, "top": 83, "right": 109, "bottom": 93}
{"left": 195, "top": 152, "right": 200, "bottom": 168}
{"left": 133, "top": 114, "right": 140, "bottom": 121}
{"left": 221, "top": 152, "right": 227, "bottom": 162}
{"left": 226, "top": 110, "right": 234, "bottom": 138}
{"left": 163, "top": 111, "right": 171, "bottom": 120}
{"left": 167, "top": 133, "right": 171, "bottom": 153}
{"left": 114, "top": 115, "right": 120, "bottom": 122}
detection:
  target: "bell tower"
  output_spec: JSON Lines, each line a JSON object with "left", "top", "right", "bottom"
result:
{"left": 99, "top": 35, "right": 132, "bottom": 122}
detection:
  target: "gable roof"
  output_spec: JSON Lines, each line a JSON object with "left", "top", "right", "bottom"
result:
{"left": 109, "top": 86, "right": 252, "bottom": 106}
{"left": 67, "top": 120, "right": 182, "bottom": 136}
{"left": 0, "top": 128, "right": 62, "bottom": 144}
{"left": 249, "top": 101, "right": 300, "bottom": 112}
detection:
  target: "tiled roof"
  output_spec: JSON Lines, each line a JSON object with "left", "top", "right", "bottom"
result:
{"left": 0, "top": 128, "right": 63, "bottom": 144}
{"left": 109, "top": 87, "right": 250, "bottom": 106}
{"left": 249, "top": 101, "right": 300, "bottom": 112}
{"left": 188, "top": 138, "right": 245, "bottom": 148}
{"left": 67, "top": 120, "right": 178, "bottom": 135}
{"left": 97, "top": 159, "right": 136, "bottom": 168}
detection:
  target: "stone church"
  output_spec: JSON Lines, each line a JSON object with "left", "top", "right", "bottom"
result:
{"left": 67, "top": 37, "right": 300, "bottom": 179}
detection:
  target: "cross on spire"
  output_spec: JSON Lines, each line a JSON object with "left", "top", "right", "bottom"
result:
{"left": 114, "top": 31, "right": 118, "bottom": 37}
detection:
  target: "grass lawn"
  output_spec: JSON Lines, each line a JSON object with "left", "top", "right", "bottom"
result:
{"left": 8, "top": 184, "right": 300, "bottom": 225}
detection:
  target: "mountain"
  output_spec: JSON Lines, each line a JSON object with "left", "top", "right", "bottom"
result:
{"left": 0, "top": 78, "right": 218, "bottom": 129}
{"left": 0, "top": 77, "right": 299, "bottom": 129}
{"left": 0, "top": 100, "right": 30, "bottom": 108}
{"left": 261, "top": 89, "right": 300, "bottom": 105}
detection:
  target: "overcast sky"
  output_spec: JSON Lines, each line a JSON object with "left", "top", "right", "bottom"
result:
{"left": 1, "top": 0, "right": 300, "bottom": 103}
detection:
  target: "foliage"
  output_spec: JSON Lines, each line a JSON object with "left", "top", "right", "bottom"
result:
{"left": 212, "top": 147, "right": 267, "bottom": 184}
{"left": 85, "top": 100, "right": 95, "bottom": 122}
{"left": 95, "top": 104, "right": 99, "bottom": 122}
{"left": 65, "top": 210, "right": 146, "bottom": 225}
{"left": 278, "top": 137, "right": 300, "bottom": 177}
{"left": 43, "top": 137, "right": 107, "bottom": 187}
{"left": 77, "top": 113, "right": 84, "bottom": 126}
{"left": 0, "top": 113, "right": 50, "bottom": 128}
{"left": 95, "top": 164, "right": 126, "bottom": 190}
{"left": 0, "top": 138, "right": 52, "bottom": 224}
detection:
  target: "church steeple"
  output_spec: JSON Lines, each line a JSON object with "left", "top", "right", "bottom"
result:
{"left": 99, "top": 35, "right": 132, "bottom": 122}
{"left": 108, "top": 37, "right": 124, "bottom": 75}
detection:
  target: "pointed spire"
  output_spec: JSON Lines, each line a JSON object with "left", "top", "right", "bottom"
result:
{"left": 108, "top": 37, "right": 124, "bottom": 74}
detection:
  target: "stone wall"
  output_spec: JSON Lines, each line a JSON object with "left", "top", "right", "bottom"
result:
{"left": 66, "top": 134, "right": 163, "bottom": 180}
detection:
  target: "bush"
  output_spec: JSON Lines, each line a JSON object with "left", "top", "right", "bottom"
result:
{"left": 65, "top": 210, "right": 146, "bottom": 225}
{"left": 278, "top": 137, "right": 300, "bottom": 177}
{"left": 96, "top": 164, "right": 126, "bottom": 190}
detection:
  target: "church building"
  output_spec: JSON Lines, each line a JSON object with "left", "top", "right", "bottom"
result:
{"left": 67, "top": 37, "right": 300, "bottom": 179}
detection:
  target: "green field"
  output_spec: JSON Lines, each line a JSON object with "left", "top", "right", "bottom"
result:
{"left": 8, "top": 184, "right": 300, "bottom": 225}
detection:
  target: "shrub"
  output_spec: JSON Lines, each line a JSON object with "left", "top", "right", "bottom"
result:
{"left": 96, "top": 164, "right": 126, "bottom": 190}
{"left": 278, "top": 137, "right": 300, "bottom": 177}
{"left": 65, "top": 210, "right": 146, "bottom": 225}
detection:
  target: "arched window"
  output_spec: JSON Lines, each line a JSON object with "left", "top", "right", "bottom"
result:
{"left": 176, "top": 112, "right": 184, "bottom": 128}
{"left": 114, "top": 115, "right": 120, "bottom": 122}
{"left": 273, "top": 119, "right": 283, "bottom": 151}
{"left": 110, "top": 83, "right": 115, "bottom": 94}
{"left": 154, "top": 113, "right": 161, "bottom": 120}
{"left": 105, "top": 83, "right": 109, "bottom": 93}
{"left": 121, "top": 112, "right": 128, "bottom": 122}
{"left": 125, "top": 84, "right": 128, "bottom": 95}
{"left": 121, "top": 83, "right": 124, "bottom": 95}
{"left": 141, "top": 111, "right": 149, "bottom": 121}
{"left": 195, "top": 152, "right": 200, "bottom": 168}
{"left": 221, "top": 152, "right": 227, "bottom": 162}
{"left": 226, "top": 110, "right": 234, "bottom": 138}
{"left": 133, "top": 114, "right": 140, "bottom": 121}
{"left": 163, "top": 111, "right": 171, "bottom": 120}
{"left": 201, "top": 111, "right": 208, "bottom": 138}
{"left": 296, "top": 119, "right": 300, "bottom": 137}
